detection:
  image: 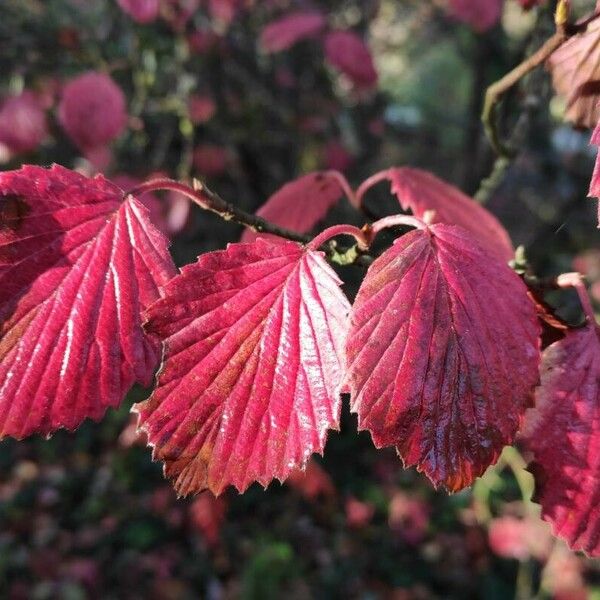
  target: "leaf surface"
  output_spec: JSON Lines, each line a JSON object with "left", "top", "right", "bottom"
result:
{"left": 548, "top": 12, "right": 600, "bottom": 128}
{"left": 522, "top": 320, "right": 600, "bottom": 556}
{"left": 135, "top": 239, "right": 349, "bottom": 496}
{"left": 345, "top": 224, "right": 540, "bottom": 491}
{"left": 241, "top": 171, "right": 345, "bottom": 242}
{"left": 387, "top": 167, "right": 514, "bottom": 262}
{"left": 0, "top": 165, "right": 176, "bottom": 438}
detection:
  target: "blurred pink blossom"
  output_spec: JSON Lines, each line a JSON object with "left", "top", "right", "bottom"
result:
{"left": 388, "top": 491, "right": 430, "bottom": 545}
{"left": 193, "top": 143, "right": 230, "bottom": 177}
{"left": 58, "top": 72, "right": 127, "bottom": 165}
{"left": 188, "top": 94, "right": 217, "bottom": 124}
{"left": 260, "top": 11, "right": 326, "bottom": 53}
{"left": 324, "top": 30, "right": 378, "bottom": 89}
{"left": 345, "top": 496, "right": 375, "bottom": 529}
{"left": 323, "top": 140, "right": 354, "bottom": 172}
{"left": 287, "top": 460, "right": 335, "bottom": 501}
{"left": 0, "top": 91, "right": 48, "bottom": 155}
{"left": 189, "top": 493, "right": 227, "bottom": 546}
{"left": 117, "top": 0, "right": 160, "bottom": 23}
{"left": 447, "top": 0, "right": 503, "bottom": 32}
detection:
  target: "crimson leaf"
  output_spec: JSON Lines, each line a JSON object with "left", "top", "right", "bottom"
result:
{"left": 385, "top": 167, "right": 514, "bottom": 262}
{"left": 134, "top": 238, "right": 349, "bottom": 496}
{"left": 523, "top": 314, "right": 600, "bottom": 556}
{"left": 344, "top": 223, "right": 540, "bottom": 491}
{"left": 0, "top": 165, "right": 176, "bottom": 438}
{"left": 241, "top": 171, "right": 347, "bottom": 243}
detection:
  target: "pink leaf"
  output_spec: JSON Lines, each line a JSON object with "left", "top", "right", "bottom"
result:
{"left": 260, "top": 11, "right": 326, "bottom": 53}
{"left": 117, "top": 0, "right": 160, "bottom": 23}
{"left": 384, "top": 167, "right": 514, "bottom": 262}
{"left": 0, "top": 165, "right": 176, "bottom": 439}
{"left": 0, "top": 91, "right": 48, "bottom": 155}
{"left": 522, "top": 316, "right": 600, "bottom": 556}
{"left": 241, "top": 171, "right": 347, "bottom": 243}
{"left": 323, "top": 30, "right": 378, "bottom": 89}
{"left": 588, "top": 121, "right": 600, "bottom": 226}
{"left": 134, "top": 239, "right": 349, "bottom": 496}
{"left": 548, "top": 13, "right": 600, "bottom": 128}
{"left": 447, "top": 0, "right": 503, "bottom": 32}
{"left": 58, "top": 72, "right": 127, "bottom": 155}
{"left": 345, "top": 224, "right": 540, "bottom": 491}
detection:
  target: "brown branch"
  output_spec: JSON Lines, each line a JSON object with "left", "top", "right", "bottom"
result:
{"left": 126, "top": 177, "right": 311, "bottom": 244}
{"left": 482, "top": 9, "right": 600, "bottom": 158}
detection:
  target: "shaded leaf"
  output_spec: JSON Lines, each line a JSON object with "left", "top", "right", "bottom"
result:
{"left": 260, "top": 11, "right": 326, "bottom": 53}
{"left": 522, "top": 319, "right": 600, "bottom": 556}
{"left": 588, "top": 121, "right": 600, "bottom": 226}
{"left": 135, "top": 239, "right": 349, "bottom": 496}
{"left": 345, "top": 224, "right": 540, "bottom": 491}
{"left": 241, "top": 171, "right": 346, "bottom": 243}
{"left": 0, "top": 165, "right": 176, "bottom": 438}
{"left": 387, "top": 167, "right": 514, "bottom": 262}
{"left": 548, "top": 12, "right": 600, "bottom": 128}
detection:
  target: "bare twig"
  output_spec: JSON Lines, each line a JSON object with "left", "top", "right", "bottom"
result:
{"left": 482, "top": 8, "right": 600, "bottom": 157}
{"left": 126, "top": 177, "right": 311, "bottom": 243}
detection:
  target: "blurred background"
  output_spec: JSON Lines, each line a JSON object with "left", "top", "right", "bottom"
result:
{"left": 1, "top": 0, "right": 599, "bottom": 598}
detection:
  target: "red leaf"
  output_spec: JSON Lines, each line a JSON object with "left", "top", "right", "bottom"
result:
{"left": 323, "top": 30, "right": 378, "bottom": 89}
{"left": 0, "top": 91, "right": 48, "bottom": 155}
{"left": 345, "top": 224, "right": 540, "bottom": 491}
{"left": 0, "top": 165, "right": 176, "bottom": 438}
{"left": 385, "top": 167, "right": 514, "bottom": 262}
{"left": 522, "top": 319, "right": 600, "bottom": 556}
{"left": 241, "top": 171, "right": 346, "bottom": 243}
{"left": 58, "top": 72, "right": 127, "bottom": 156}
{"left": 134, "top": 239, "right": 349, "bottom": 496}
{"left": 547, "top": 13, "right": 600, "bottom": 128}
{"left": 117, "top": 0, "right": 160, "bottom": 23}
{"left": 260, "top": 11, "right": 326, "bottom": 53}
{"left": 446, "top": 0, "right": 503, "bottom": 32}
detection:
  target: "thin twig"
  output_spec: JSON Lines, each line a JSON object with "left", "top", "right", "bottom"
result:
{"left": 482, "top": 10, "right": 600, "bottom": 157}
{"left": 126, "top": 177, "right": 311, "bottom": 243}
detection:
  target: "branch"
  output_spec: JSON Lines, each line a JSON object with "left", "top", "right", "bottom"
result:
{"left": 482, "top": 7, "right": 600, "bottom": 158}
{"left": 126, "top": 177, "right": 311, "bottom": 244}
